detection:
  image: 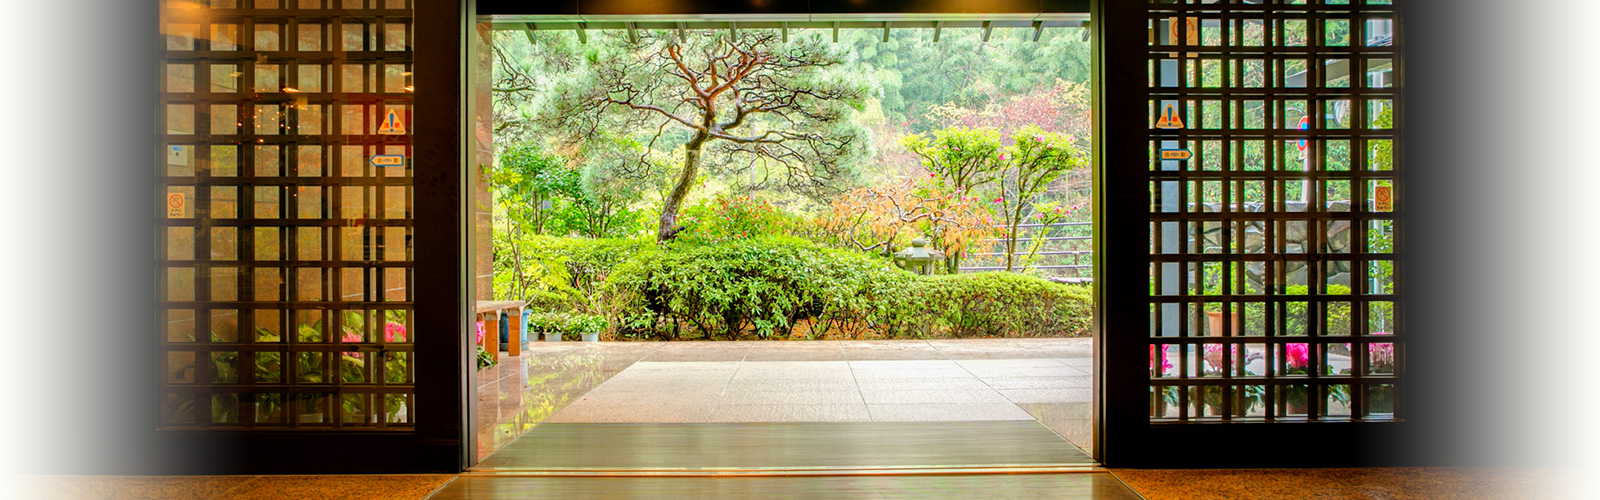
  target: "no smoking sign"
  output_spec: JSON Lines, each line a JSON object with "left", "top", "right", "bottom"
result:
{"left": 1374, "top": 185, "right": 1393, "bottom": 212}
{"left": 167, "top": 193, "right": 186, "bottom": 218}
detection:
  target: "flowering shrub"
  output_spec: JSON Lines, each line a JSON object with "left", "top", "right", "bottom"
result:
{"left": 676, "top": 194, "right": 798, "bottom": 245}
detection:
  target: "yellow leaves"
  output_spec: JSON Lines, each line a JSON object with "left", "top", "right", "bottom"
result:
{"left": 817, "top": 178, "right": 998, "bottom": 254}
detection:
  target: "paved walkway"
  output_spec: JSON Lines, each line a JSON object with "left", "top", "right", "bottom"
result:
{"left": 547, "top": 358, "right": 1086, "bottom": 423}
{"left": 475, "top": 339, "right": 1093, "bottom": 461}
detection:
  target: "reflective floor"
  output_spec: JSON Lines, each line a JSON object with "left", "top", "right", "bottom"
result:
{"left": 475, "top": 339, "right": 1093, "bottom": 461}
{"left": 472, "top": 421, "right": 1092, "bottom": 472}
{"left": 429, "top": 474, "right": 1142, "bottom": 500}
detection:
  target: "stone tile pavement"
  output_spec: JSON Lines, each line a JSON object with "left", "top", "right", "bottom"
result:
{"left": 476, "top": 339, "right": 1092, "bottom": 460}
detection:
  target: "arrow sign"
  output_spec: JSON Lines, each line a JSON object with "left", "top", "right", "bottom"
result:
{"left": 1155, "top": 103, "right": 1184, "bottom": 129}
{"left": 1160, "top": 149, "right": 1192, "bottom": 161}
{"left": 370, "top": 155, "right": 405, "bottom": 167}
{"left": 377, "top": 109, "right": 406, "bottom": 135}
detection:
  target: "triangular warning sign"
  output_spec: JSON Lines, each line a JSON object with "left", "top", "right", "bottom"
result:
{"left": 377, "top": 110, "right": 406, "bottom": 135}
{"left": 1155, "top": 103, "right": 1184, "bottom": 129}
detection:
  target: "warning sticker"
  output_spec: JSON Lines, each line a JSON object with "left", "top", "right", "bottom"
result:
{"left": 1374, "top": 185, "right": 1393, "bottom": 212}
{"left": 1155, "top": 103, "right": 1185, "bottom": 129}
{"left": 377, "top": 109, "right": 406, "bottom": 135}
{"left": 167, "top": 192, "right": 186, "bottom": 218}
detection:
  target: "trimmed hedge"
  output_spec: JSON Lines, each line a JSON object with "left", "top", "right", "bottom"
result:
{"left": 501, "top": 235, "right": 1092, "bottom": 340}
{"left": 605, "top": 237, "right": 1091, "bottom": 340}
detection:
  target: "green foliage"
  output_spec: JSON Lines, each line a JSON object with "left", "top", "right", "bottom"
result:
{"left": 675, "top": 194, "right": 801, "bottom": 246}
{"left": 528, "top": 311, "right": 607, "bottom": 340}
{"left": 994, "top": 125, "right": 1088, "bottom": 271}
{"left": 603, "top": 237, "right": 1090, "bottom": 340}
{"left": 884, "top": 272, "right": 1093, "bottom": 339}
{"left": 477, "top": 345, "right": 497, "bottom": 370}
{"left": 491, "top": 144, "right": 581, "bottom": 234}
{"left": 607, "top": 236, "right": 879, "bottom": 339}
{"left": 1284, "top": 284, "right": 1353, "bottom": 336}
{"left": 168, "top": 311, "right": 412, "bottom": 426}
{"left": 902, "top": 127, "right": 1003, "bottom": 193}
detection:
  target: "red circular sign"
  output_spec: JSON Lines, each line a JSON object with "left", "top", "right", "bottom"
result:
{"left": 167, "top": 194, "right": 184, "bottom": 209}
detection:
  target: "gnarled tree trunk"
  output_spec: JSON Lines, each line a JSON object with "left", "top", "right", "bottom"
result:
{"left": 657, "top": 132, "right": 708, "bottom": 242}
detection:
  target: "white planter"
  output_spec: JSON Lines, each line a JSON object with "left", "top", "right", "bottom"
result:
{"left": 582, "top": 333, "right": 599, "bottom": 342}
{"left": 543, "top": 332, "right": 561, "bottom": 342}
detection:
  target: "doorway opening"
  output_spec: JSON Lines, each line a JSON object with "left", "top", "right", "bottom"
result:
{"left": 466, "top": 16, "right": 1100, "bottom": 471}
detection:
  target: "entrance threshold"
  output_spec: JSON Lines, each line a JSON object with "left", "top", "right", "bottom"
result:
{"left": 469, "top": 421, "right": 1096, "bottom": 475}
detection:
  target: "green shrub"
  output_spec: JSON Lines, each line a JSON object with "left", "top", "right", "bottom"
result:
{"left": 603, "top": 236, "right": 1091, "bottom": 339}
{"left": 674, "top": 194, "right": 802, "bottom": 246}
{"left": 495, "top": 235, "right": 653, "bottom": 312}
{"left": 887, "top": 272, "right": 1093, "bottom": 338}
{"left": 566, "top": 314, "right": 608, "bottom": 340}
{"left": 607, "top": 236, "right": 893, "bottom": 339}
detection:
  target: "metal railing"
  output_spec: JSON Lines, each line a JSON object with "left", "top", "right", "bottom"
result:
{"left": 961, "top": 222, "right": 1093, "bottom": 281}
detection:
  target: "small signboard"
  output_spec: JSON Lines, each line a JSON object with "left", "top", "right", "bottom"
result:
{"left": 1155, "top": 103, "right": 1184, "bottom": 129}
{"left": 166, "top": 192, "right": 185, "bottom": 218}
{"left": 1159, "top": 149, "right": 1192, "bottom": 161}
{"left": 370, "top": 155, "right": 406, "bottom": 168}
{"left": 377, "top": 109, "right": 406, "bottom": 135}
{"left": 168, "top": 145, "right": 190, "bottom": 166}
{"left": 1168, "top": 17, "right": 1199, "bottom": 46}
{"left": 1374, "top": 184, "right": 1393, "bottom": 212}
{"left": 1297, "top": 116, "right": 1311, "bottom": 152}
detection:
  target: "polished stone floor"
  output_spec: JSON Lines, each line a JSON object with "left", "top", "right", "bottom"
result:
{"left": 474, "top": 339, "right": 1093, "bottom": 461}
{"left": 472, "top": 421, "right": 1093, "bottom": 471}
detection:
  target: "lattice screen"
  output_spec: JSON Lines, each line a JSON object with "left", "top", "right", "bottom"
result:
{"left": 158, "top": 0, "right": 415, "bottom": 430}
{"left": 1146, "top": 0, "right": 1399, "bottom": 422}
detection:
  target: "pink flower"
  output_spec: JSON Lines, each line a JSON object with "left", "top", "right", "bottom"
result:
{"left": 475, "top": 321, "right": 485, "bottom": 345}
{"left": 998, "top": 153, "right": 1008, "bottom": 161}
{"left": 1034, "top": 134, "right": 1045, "bottom": 142}
{"left": 1150, "top": 344, "right": 1172, "bottom": 375}
{"left": 1203, "top": 344, "right": 1226, "bottom": 371}
{"left": 993, "top": 197, "right": 1003, "bottom": 203}
{"left": 386, "top": 322, "right": 407, "bottom": 343}
{"left": 1286, "top": 343, "right": 1309, "bottom": 370}
{"left": 342, "top": 329, "right": 362, "bottom": 344}
{"left": 1345, "top": 332, "right": 1393, "bottom": 370}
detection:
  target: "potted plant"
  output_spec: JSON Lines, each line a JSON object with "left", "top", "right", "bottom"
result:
{"left": 1150, "top": 344, "right": 1178, "bottom": 417}
{"left": 1197, "top": 344, "right": 1264, "bottom": 417}
{"left": 1282, "top": 343, "right": 1350, "bottom": 415}
{"left": 476, "top": 321, "right": 496, "bottom": 369}
{"left": 569, "top": 314, "right": 607, "bottom": 342}
{"left": 529, "top": 312, "right": 566, "bottom": 342}
{"left": 1340, "top": 332, "right": 1395, "bottom": 415}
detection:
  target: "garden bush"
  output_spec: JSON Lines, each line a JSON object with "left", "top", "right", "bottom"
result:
{"left": 603, "top": 236, "right": 1091, "bottom": 340}
{"left": 886, "top": 272, "right": 1093, "bottom": 338}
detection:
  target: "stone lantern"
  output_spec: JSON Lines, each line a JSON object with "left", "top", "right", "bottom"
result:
{"left": 892, "top": 237, "right": 945, "bottom": 275}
